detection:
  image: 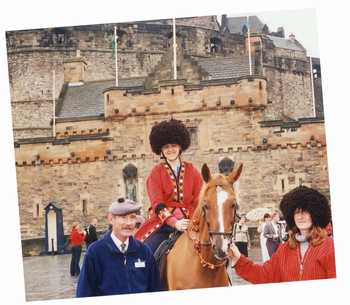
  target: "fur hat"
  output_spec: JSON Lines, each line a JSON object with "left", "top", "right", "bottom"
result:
{"left": 279, "top": 186, "right": 331, "bottom": 229}
{"left": 149, "top": 119, "right": 191, "bottom": 155}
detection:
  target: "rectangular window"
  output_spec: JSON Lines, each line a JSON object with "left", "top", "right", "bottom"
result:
{"left": 33, "top": 202, "right": 42, "bottom": 218}
{"left": 82, "top": 199, "right": 88, "bottom": 216}
{"left": 188, "top": 127, "right": 198, "bottom": 146}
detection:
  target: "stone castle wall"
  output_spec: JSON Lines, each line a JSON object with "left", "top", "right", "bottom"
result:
{"left": 6, "top": 21, "right": 249, "bottom": 140}
{"left": 262, "top": 45, "right": 313, "bottom": 120}
{"left": 8, "top": 21, "right": 316, "bottom": 138}
{"left": 16, "top": 136, "right": 329, "bottom": 246}
{"left": 15, "top": 100, "right": 329, "bottom": 243}
{"left": 8, "top": 17, "right": 328, "bottom": 256}
{"left": 157, "top": 16, "right": 219, "bottom": 30}
{"left": 104, "top": 78, "right": 267, "bottom": 118}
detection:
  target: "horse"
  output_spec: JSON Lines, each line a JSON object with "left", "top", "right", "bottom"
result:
{"left": 163, "top": 162, "right": 243, "bottom": 290}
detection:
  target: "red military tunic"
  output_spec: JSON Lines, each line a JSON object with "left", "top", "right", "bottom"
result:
{"left": 233, "top": 236, "right": 336, "bottom": 283}
{"left": 135, "top": 160, "right": 202, "bottom": 242}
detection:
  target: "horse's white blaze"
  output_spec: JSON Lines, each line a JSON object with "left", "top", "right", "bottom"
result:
{"left": 216, "top": 187, "right": 229, "bottom": 253}
{"left": 216, "top": 187, "right": 228, "bottom": 232}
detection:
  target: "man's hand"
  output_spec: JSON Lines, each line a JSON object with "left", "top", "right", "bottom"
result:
{"left": 228, "top": 243, "right": 241, "bottom": 267}
{"left": 175, "top": 219, "right": 190, "bottom": 232}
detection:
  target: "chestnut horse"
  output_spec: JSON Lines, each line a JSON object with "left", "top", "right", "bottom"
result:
{"left": 164, "top": 163, "right": 243, "bottom": 290}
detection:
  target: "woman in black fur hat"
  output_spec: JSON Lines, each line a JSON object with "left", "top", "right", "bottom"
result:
{"left": 135, "top": 119, "right": 202, "bottom": 253}
{"left": 228, "top": 186, "right": 336, "bottom": 283}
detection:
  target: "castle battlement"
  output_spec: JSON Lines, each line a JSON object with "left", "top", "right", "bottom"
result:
{"left": 103, "top": 76, "right": 267, "bottom": 118}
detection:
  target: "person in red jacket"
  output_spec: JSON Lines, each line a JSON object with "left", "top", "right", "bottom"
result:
{"left": 69, "top": 223, "right": 86, "bottom": 276}
{"left": 229, "top": 186, "right": 336, "bottom": 283}
{"left": 135, "top": 119, "right": 202, "bottom": 253}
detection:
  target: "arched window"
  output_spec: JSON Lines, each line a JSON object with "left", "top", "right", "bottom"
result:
{"left": 123, "top": 164, "right": 138, "bottom": 202}
{"left": 188, "top": 126, "right": 198, "bottom": 146}
{"left": 80, "top": 193, "right": 90, "bottom": 216}
{"left": 116, "top": 29, "right": 128, "bottom": 49}
{"left": 313, "top": 64, "right": 321, "bottom": 79}
{"left": 52, "top": 28, "right": 66, "bottom": 45}
{"left": 165, "top": 31, "right": 182, "bottom": 49}
{"left": 218, "top": 157, "right": 235, "bottom": 176}
{"left": 210, "top": 37, "right": 222, "bottom": 53}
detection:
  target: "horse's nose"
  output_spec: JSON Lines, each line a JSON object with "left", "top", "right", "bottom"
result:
{"left": 216, "top": 248, "right": 226, "bottom": 259}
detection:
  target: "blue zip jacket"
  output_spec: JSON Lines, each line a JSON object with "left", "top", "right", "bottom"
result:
{"left": 76, "top": 233, "right": 161, "bottom": 297}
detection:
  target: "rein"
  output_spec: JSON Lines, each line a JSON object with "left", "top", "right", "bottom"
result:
{"left": 185, "top": 173, "right": 240, "bottom": 270}
{"left": 187, "top": 206, "right": 236, "bottom": 270}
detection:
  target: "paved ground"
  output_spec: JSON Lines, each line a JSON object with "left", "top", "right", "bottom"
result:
{"left": 227, "top": 246, "right": 261, "bottom": 285}
{"left": 23, "top": 246, "right": 262, "bottom": 301}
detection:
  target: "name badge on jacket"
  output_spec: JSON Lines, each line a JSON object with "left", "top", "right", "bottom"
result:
{"left": 134, "top": 258, "right": 146, "bottom": 268}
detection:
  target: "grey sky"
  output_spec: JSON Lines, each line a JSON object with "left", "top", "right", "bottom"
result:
{"left": 227, "top": 8, "right": 320, "bottom": 58}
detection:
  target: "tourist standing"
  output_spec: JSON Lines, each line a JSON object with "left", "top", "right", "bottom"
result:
{"left": 85, "top": 218, "right": 98, "bottom": 249}
{"left": 263, "top": 211, "right": 281, "bottom": 257}
{"left": 233, "top": 215, "right": 250, "bottom": 257}
{"left": 69, "top": 223, "right": 86, "bottom": 276}
{"left": 257, "top": 213, "right": 271, "bottom": 262}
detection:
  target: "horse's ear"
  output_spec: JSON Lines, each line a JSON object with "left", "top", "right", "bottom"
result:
{"left": 201, "top": 163, "right": 211, "bottom": 183}
{"left": 227, "top": 163, "right": 243, "bottom": 184}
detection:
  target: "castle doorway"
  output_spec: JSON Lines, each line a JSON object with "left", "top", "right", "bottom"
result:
{"left": 47, "top": 210, "right": 57, "bottom": 252}
{"left": 44, "top": 202, "right": 65, "bottom": 254}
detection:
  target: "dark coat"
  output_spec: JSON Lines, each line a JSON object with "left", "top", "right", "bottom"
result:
{"left": 85, "top": 224, "right": 98, "bottom": 246}
{"left": 76, "top": 234, "right": 161, "bottom": 297}
{"left": 263, "top": 222, "right": 281, "bottom": 257}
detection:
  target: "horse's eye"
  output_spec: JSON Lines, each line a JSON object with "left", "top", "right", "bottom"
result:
{"left": 204, "top": 204, "right": 210, "bottom": 210}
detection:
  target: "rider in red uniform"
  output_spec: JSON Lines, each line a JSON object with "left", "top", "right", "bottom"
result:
{"left": 135, "top": 119, "right": 202, "bottom": 253}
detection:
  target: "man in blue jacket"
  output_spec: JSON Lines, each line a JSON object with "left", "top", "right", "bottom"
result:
{"left": 76, "top": 198, "right": 161, "bottom": 297}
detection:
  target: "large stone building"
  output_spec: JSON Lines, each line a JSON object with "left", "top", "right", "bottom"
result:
{"left": 6, "top": 15, "right": 328, "bottom": 256}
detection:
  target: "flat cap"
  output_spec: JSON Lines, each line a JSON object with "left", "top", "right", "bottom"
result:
{"left": 108, "top": 197, "right": 142, "bottom": 216}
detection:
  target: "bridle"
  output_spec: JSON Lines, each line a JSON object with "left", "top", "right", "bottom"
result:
{"left": 187, "top": 192, "right": 238, "bottom": 270}
{"left": 202, "top": 200, "right": 238, "bottom": 239}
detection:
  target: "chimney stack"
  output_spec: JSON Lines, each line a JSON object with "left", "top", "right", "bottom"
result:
{"left": 63, "top": 49, "right": 87, "bottom": 86}
{"left": 277, "top": 27, "right": 285, "bottom": 38}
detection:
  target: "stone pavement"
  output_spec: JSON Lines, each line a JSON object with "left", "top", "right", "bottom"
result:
{"left": 23, "top": 253, "right": 80, "bottom": 301}
{"left": 23, "top": 247, "right": 262, "bottom": 301}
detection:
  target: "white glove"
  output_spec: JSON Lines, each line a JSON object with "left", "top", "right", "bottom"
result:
{"left": 228, "top": 243, "right": 241, "bottom": 267}
{"left": 175, "top": 219, "right": 190, "bottom": 232}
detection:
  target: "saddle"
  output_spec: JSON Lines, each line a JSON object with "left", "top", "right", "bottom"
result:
{"left": 153, "top": 230, "right": 182, "bottom": 290}
{"left": 154, "top": 230, "right": 181, "bottom": 266}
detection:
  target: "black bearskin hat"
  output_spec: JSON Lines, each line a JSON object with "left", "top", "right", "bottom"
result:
{"left": 149, "top": 119, "right": 191, "bottom": 155}
{"left": 279, "top": 186, "right": 331, "bottom": 229}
